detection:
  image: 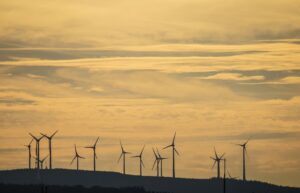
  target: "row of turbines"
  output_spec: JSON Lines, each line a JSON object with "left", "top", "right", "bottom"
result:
{"left": 25, "top": 131, "right": 250, "bottom": 181}
{"left": 211, "top": 138, "right": 249, "bottom": 181}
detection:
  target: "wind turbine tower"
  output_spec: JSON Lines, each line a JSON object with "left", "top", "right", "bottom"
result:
{"left": 156, "top": 148, "right": 167, "bottom": 177}
{"left": 152, "top": 148, "right": 160, "bottom": 177}
{"left": 29, "top": 133, "right": 44, "bottom": 169}
{"left": 118, "top": 141, "right": 130, "bottom": 175}
{"left": 163, "top": 132, "right": 179, "bottom": 178}
{"left": 210, "top": 147, "right": 225, "bottom": 179}
{"left": 71, "top": 145, "right": 85, "bottom": 170}
{"left": 41, "top": 130, "right": 58, "bottom": 169}
{"left": 24, "top": 139, "right": 33, "bottom": 169}
{"left": 237, "top": 139, "right": 250, "bottom": 181}
{"left": 40, "top": 155, "right": 48, "bottom": 169}
{"left": 131, "top": 145, "right": 145, "bottom": 176}
{"left": 85, "top": 137, "right": 100, "bottom": 171}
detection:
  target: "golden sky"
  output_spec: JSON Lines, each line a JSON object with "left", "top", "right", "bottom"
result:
{"left": 0, "top": 0, "right": 300, "bottom": 187}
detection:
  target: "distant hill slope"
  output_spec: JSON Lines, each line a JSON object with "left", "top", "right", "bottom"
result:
{"left": 0, "top": 169, "right": 299, "bottom": 193}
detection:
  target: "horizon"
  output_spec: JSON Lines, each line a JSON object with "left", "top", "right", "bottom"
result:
{"left": 0, "top": 0, "right": 300, "bottom": 188}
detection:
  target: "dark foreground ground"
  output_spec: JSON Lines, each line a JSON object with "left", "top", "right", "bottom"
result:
{"left": 0, "top": 183, "right": 163, "bottom": 193}
{"left": 0, "top": 169, "right": 299, "bottom": 193}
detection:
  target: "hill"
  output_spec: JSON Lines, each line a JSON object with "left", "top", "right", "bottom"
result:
{"left": 0, "top": 169, "right": 299, "bottom": 193}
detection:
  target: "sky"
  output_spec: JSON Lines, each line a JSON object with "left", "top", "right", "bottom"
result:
{"left": 0, "top": 0, "right": 300, "bottom": 187}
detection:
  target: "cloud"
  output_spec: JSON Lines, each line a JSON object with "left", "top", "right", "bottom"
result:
{"left": 244, "top": 76, "right": 300, "bottom": 85}
{"left": 0, "top": 48, "right": 265, "bottom": 62}
{"left": 1, "top": 0, "right": 300, "bottom": 47}
{"left": 279, "top": 76, "right": 300, "bottom": 84}
{"left": 0, "top": 98, "right": 36, "bottom": 106}
{"left": 201, "top": 73, "right": 265, "bottom": 81}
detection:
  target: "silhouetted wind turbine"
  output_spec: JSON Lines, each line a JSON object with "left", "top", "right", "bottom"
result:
{"left": 118, "top": 141, "right": 130, "bottom": 175}
{"left": 227, "top": 171, "right": 237, "bottom": 179}
{"left": 33, "top": 155, "right": 47, "bottom": 169}
{"left": 152, "top": 148, "right": 160, "bottom": 177}
{"left": 29, "top": 133, "right": 44, "bottom": 169}
{"left": 85, "top": 137, "right": 100, "bottom": 171}
{"left": 41, "top": 130, "right": 58, "bottom": 169}
{"left": 24, "top": 139, "right": 33, "bottom": 169}
{"left": 71, "top": 145, "right": 85, "bottom": 170}
{"left": 131, "top": 145, "right": 145, "bottom": 176}
{"left": 156, "top": 148, "right": 167, "bottom": 177}
{"left": 163, "top": 132, "right": 179, "bottom": 178}
{"left": 236, "top": 139, "right": 250, "bottom": 181}
{"left": 40, "top": 155, "right": 48, "bottom": 169}
{"left": 210, "top": 147, "right": 225, "bottom": 179}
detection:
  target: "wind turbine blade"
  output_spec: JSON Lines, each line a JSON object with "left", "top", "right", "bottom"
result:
{"left": 214, "top": 147, "right": 218, "bottom": 158}
{"left": 163, "top": 144, "right": 172, "bottom": 149}
{"left": 156, "top": 148, "right": 161, "bottom": 158}
{"left": 40, "top": 133, "right": 48, "bottom": 138}
{"left": 29, "top": 133, "right": 37, "bottom": 140}
{"left": 42, "top": 155, "right": 48, "bottom": 162}
{"left": 38, "top": 135, "right": 44, "bottom": 140}
{"left": 117, "top": 153, "right": 123, "bottom": 163}
{"left": 212, "top": 160, "right": 217, "bottom": 169}
{"left": 227, "top": 171, "right": 232, "bottom": 178}
{"left": 120, "top": 141, "right": 124, "bottom": 152}
{"left": 29, "top": 139, "right": 33, "bottom": 145}
{"left": 51, "top": 130, "right": 58, "bottom": 138}
{"left": 140, "top": 145, "right": 145, "bottom": 155}
{"left": 175, "top": 148, "right": 180, "bottom": 156}
{"left": 141, "top": 159, "right": 145, "bottom": 168}
{"left": 131, "top": 155, "right": 139, "bottom": 158}
{"left": 94, "top": 137, "right": 100, "bottom": 146}
{"left": 220, "top": 153, "right": 225, "bottom": 159}
{"left": 84, "top": 146, "right": 93, "bottom": 149}
{"left": 172, "top": 132, "right": 176, "bottom": 145}
{"left": 152, "top": 160, "right": 157, "bottom": 170}
{"left": 70, "top": 156, "right": 76, "bottom": 164}
{"left": 74, "top": 144, "right": 78, "bottom": 155}
{"left": 79, "top": 155, "right": 85, "bottom": 159}
{"left": 152, "top": 148, "right": 157, "bottom": 157}
{"left": 234, "top": 143, "right": 243, "bottom": 147}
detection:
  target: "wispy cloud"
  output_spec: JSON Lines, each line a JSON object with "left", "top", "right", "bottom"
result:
{"left": 200, "top": 73, "right": 265, "bottom": 81}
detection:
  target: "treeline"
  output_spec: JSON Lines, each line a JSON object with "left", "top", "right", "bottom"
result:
{"left": 0, "top": 183, "right": 167, "bottom": 193}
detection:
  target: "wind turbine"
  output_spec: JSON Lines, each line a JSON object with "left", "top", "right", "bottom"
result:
{"left": 163, "top": 132, "right": 179, "bottom": 178}
{"left": 85, "top": 137, "right": 100, "bottom": 171}
{"left": 118, "top": 141, "right": 130, "bottom": 175}
{"left": 210, "top": 147, "right": 225, "bottom": 179}
{"left": 131, "top": 145, "right": 145, "bottom": 176}
{"left": 156, "top": 148, "right": 167, "bottom": 177}
{"left": 227, "top": 171, "right": 237, "bottom": 180}
{"left": 40, "top": 155, "right": 48, "bottom": 169}
{"left": 29, "top": 133, "right": 44, "bottom": 169}
{"left": 71, "top": 145, "right": 85, "bottom": 170}
{"left": 33, "top": 155, "right": 48, "bottom": 169}
{"left": 41, "top": 130, "right": 58, "bottom": 169}
{"left": 24, "top": 139, "right": 33, "bottom": 169}
{"left": 236, "top": 139, "right": 250, "bottom": 181}
{"left": 152, "top": 148, "right": 160, "bottom": 177}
